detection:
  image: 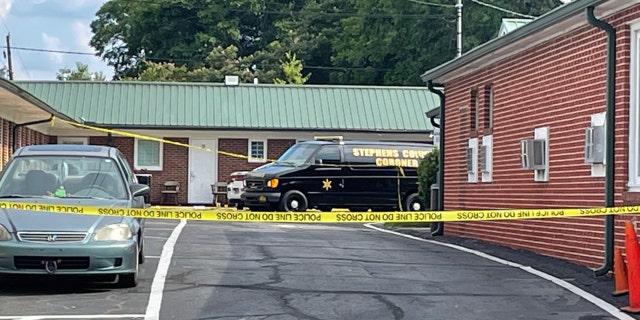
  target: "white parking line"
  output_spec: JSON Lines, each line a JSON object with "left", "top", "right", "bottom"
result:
{"left": 0, "top": 315, "right": 145, "bottom": 319}
{"left": 364, "top": 224, "right": 636, "bottom": 320}
{"left": 144, "top": 218, "right": 187, "bottom": 320}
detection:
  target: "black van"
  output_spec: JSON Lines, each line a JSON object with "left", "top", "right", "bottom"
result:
{"left": 241, "top": 137, "right": 433, "bottom": 212}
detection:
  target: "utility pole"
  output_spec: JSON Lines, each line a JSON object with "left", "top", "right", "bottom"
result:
{"left": 456, "top": 0, "right": 463, "bottom": 57}
{"left": 5, "top": 34, "right": 13, "bottom": 80}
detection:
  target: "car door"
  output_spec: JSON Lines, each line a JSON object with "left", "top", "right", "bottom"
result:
{"left": 306, "top": 145, "right": 345, "bottom": 207}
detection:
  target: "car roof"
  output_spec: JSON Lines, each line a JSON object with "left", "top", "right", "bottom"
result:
{"left": 298, "top": 140, "right": 431, "bottom": 148}
{"left": 14, "top": 144, "right": 116, "bottom": 158}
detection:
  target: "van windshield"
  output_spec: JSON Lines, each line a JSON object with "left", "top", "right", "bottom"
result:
{"left": 275, "top": 144, "right": 319, "bottom": 166}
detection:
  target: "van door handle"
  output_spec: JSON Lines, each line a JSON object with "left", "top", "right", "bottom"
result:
{"left": 316, "top": 167, "right": 341, "bottom": 171}
{"left": 339, "top": 179, "right": 344, "bottom": 188}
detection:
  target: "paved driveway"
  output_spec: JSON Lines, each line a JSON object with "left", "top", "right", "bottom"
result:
{"left": 0, "top": 220, "right": 631, "bottom": 320}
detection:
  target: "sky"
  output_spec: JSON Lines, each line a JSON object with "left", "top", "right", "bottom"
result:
{"left": 0, "top": 0, "right": 113, "bottom": 81}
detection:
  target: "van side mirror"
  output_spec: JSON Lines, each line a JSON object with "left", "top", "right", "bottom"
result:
{"left": 315, "top": 159, "right": 323, "bottom": 165}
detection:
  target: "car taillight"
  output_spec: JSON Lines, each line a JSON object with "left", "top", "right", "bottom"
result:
{"left": 231, "top": 175, "right": 245, "bottom": 181}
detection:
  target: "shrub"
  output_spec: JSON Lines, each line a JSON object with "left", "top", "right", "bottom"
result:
{"left": 417, "top": 147, "right": 439, "bottom": 209}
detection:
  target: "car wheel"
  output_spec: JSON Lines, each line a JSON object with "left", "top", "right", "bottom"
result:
{"left": 279, "top": 190, "right": 308, "bottom": 212}
{"left": 236, "top": 201, "right": 244, "bottom": 210}
{"left": 405, "top": 193, "right": 423, "bottom": 211}
{"left": 138, "top": 233, "right": 145, "bottom": 265}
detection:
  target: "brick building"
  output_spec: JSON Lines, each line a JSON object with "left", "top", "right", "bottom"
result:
{"left": 8, "top": 81, "right": 437, "bottom": 206}
{"left": 420, "top": 0, "right": 639, "bottom": 270}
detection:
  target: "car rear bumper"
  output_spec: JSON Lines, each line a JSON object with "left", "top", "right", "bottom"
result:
{"left": 0, "top": 239, "right": 138, "bottom": 275}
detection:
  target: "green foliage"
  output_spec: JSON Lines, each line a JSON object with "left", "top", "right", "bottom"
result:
{"left": 274, "top": 52, "right": 311, "bottom": 84}
{"left": 417, "top": 147, "right": 439, "bottom": 209}
{"left": 90, "top": 0, "right": 564, "bottom": 83}
{"left": 56, "top": 62, "right": 106, "bottom": 81}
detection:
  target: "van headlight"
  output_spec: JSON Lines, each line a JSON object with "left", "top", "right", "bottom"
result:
{"left": 0, "top": 224, "right": 11, "bottom": 241}
{"left": 267, "top": 178, "right": 279, "bottom": 188}
{"left": 94, "top": 223, "right": 132, "bottom": 241}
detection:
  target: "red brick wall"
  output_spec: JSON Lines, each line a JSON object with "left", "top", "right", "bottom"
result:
{"left": 89, "top": 136, "right": 190, "bottom": 205}
{"left": 1, "top": 121, "right": 51, "bottom": 169}
{"left": 217, "top": 138, "right": 295, "bottom": 180}
{"left": 441, "top": 5, "right": 640, "bottom": 268}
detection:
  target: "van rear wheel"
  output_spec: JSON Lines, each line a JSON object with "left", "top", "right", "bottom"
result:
{"left": 279, "top": 190, "right": 308, "bottom": 212}
{"left": 405, "top": 193, "right": 423, "bottom": 211}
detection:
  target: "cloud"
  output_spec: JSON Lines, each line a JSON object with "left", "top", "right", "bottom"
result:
{"left": 72, "top": 20, "right": 93, "bottom": 50}
{"left": 41, "top": 32, "right": 64, "bottom": 64}
{"left": 0, "top": 0, "right": 12, "bottom": 20}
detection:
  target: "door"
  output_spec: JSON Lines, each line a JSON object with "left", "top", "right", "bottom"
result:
{"left": 307, "top": 145, "right": 345, "bottom": 206}
{"left": 188, "top": 139, "right": 217, "bottom": 204}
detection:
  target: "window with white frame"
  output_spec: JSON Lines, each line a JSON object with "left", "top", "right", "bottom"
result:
{"left": 248, "top": 139, "right": 267, "bottom": 163}
{"left": 134, "top": 139, "right": 163, "bottom": 170}
{"left": 629, "top": 19, "right": 640, "bottom": 191}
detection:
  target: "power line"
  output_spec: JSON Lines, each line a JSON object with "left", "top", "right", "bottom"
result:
{"left": 406, "top": 0, "right": 454, "bottom": 8}
{"left": 0, "top": 45, "right": 391, "bottom": 72}
{"left": 470, "top": 0, "right": 537, "bottom": 19}
{"left": 0, "top": 15, "right": 30, "bottom": 79}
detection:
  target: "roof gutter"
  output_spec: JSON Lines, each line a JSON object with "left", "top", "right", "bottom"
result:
{"left": 586, "top": 5, "right": 616, "bottom": 277}
{"left": 420, "top": 0, "right": 607, "bottom": 83}
{"left": 427, "top": 80, "right": 445, "bottom": 236}
{"left": 12, "top": 116, "right": 53, "bottom": 151}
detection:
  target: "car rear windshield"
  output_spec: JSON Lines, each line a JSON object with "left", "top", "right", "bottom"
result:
{"left": 0, "top": 155, "right": 128, "bottom": 200}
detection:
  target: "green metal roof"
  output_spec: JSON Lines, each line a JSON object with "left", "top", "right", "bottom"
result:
{"left": 15, "top": 81, "right": 437, "bottom": 133}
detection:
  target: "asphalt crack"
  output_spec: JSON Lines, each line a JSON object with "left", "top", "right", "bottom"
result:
{"left": 374, "top": 295, "right": 405, "bottom": 320}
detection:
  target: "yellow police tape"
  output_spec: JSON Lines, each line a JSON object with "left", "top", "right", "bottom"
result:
{"left": 1, "top": 201, "right": 638, "bottom": 223}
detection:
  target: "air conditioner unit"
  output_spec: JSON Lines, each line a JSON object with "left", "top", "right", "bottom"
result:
{"left": 585, "top": 125, "right": 605, "bottom": 164}
{"left": 466, "top": 147, "right": 474, "bottom": 173}
{"left": 520, "top": 139, "right": 546, "bottom": 170}
{"left": 480, "top": 145, "right": 488, "bottom": 172}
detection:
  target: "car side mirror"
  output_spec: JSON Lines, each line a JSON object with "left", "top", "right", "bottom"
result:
{"left": 315, "top": 159, "right": 323, "bottom": 165}
{"left": 130, "top": 184, "right": 150, "bottom": 197}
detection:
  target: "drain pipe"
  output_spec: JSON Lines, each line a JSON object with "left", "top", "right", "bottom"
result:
{"left": 428, "top": 80, "right": 445, "bottom": 236}
{"left": 586, "top": 5, "right": 616, "bottom": 277}
{"left": 12, "top": 116, "right": 54, "bottom": 152}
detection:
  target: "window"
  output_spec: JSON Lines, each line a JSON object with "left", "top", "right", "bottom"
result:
{"left": 629, "top": 19, "right": 640, "bottom": 190}
{"left": 470, "top": 89, "right": 479, "bottom": 132}
{"left": 248, "top": 139, "right": 267, "bottom": 163}
{"left": 484, "top": 85, "right": 494, "bottom": 129}
{"left": 134, "top": 139, "right": 163, "bottom": 170}
{"left": 314, "top": 145, "right": 341, "bottom": 164}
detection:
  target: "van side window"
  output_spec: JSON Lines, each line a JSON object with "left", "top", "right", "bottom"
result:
{"left": 315, "top": 145, "right": 341, "bottom": 164}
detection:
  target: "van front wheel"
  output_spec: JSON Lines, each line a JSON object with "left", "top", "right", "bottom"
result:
{"left": 279, "top": 190, "right": 308, "bottom": 212}
{"left": 405, "top": 193, "right": 423, "bottom": 211}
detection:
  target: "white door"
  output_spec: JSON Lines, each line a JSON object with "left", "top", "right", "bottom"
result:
{"left": 188, "top": 139, "right": 217, "bottom": 204}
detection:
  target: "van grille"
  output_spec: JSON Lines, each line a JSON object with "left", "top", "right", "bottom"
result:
{"left": 244, "top": 179, "right": 264, "bottom": 191}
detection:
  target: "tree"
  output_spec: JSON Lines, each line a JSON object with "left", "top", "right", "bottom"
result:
{"left": 56, "top": 62, "right": 106, "bottom": 81}
{"left": 123, "top": 43, "right": 279, "bottom": 83}
{"left": 274, "top": 52, "right": 311, "bottom": 84}
{"left": 90, "top": 0, "right": 564, "bottom": 84}
{"left": 417, "top": 148, "right": 439, "bottom": 209}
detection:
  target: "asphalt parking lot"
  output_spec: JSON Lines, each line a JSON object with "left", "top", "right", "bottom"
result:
{"left": 0, "top": 219, "right": 634, "bottom": 320}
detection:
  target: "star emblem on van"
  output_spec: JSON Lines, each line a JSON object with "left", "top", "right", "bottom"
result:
{"left": 322, "top": 179, "right": 332, "bottom": 191}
